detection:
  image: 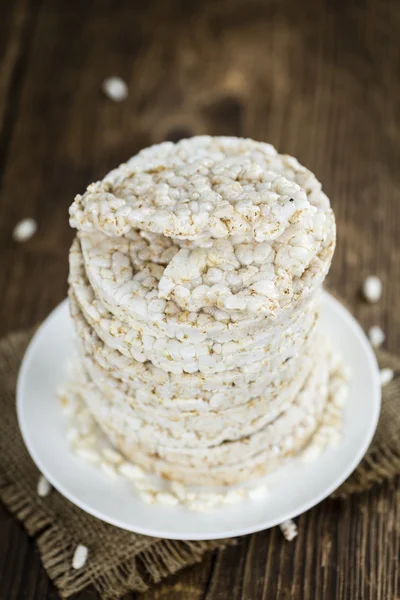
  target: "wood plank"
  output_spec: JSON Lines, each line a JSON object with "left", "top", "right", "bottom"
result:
{"left": 136, "top": 553, "right": 215, "bottom": 600}
{"left": 0, "top": 0, "right": 35, "bottom": 141}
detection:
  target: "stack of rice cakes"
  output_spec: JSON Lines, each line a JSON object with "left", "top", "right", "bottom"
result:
{"left": 68, "top": 136, "right": 336, "bottom": 488}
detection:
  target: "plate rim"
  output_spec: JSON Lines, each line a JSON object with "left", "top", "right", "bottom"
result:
{"left": 16, "top": 292, "right": 381, "bottom": 540}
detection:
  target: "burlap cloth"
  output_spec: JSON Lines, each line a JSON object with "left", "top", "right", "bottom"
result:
{"left": 0, "top": 329, "right": 399, "bottom": 599}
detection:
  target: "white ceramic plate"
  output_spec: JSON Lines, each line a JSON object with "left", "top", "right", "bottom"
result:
{"left": 17, "top": 293, "right": 380, "bottom": 540}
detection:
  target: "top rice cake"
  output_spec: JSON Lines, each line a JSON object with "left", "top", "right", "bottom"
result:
{"left": 69, "top": 137, "right": 335, "bottom": 332}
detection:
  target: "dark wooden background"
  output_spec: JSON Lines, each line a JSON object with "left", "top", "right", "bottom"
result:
{"left": 1, "top": 0, "right": 399, "bottom": 598}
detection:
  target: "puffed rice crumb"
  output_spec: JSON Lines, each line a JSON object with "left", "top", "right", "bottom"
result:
{"left": 362, "top": 276, "right": 382, "bottom": 303}
{"left": 279, "top": 519, "right": 298, "bottom": 541}
{"left": 72, "top": 544, "right": 88, "bottom": 569}
{"left": 368, "top": 326, "right": 385, "bottom": 348}
{"left": 37, "top": 474, "right": 52, "bottom": 498}
{"left": 13, "top": 218, "right": 37, "bottom": 242}
{"left": 248, "top": 484, "right": 269, "bottom": 500}
{"left": 170, "top": 481, "right": 187, "bottom": 500}
{"left": 118, "top": 462, "right": 145, "bottom": 480}
{"left": 140, "top": 491, "right": 156, "bottom": 504}
{"left": 102, "top": 76, "right": 128, "bottom": 101}
{"left": 380, "top": 368, "right": 394, "bottom": 387}
{"left": 101, "top": 447, "right": 123, "bottom": 464}
{"left": 75, "top": 447, "right": 100, "bottom": 464}
{"left": 100, "top": 461, "right": 117, "bottom": 477}
{"left": 222, "top": 489, "right": 245, "bottom": 504}
{"left": 66, "top": 427, "right": 79, "bottom": 443}
{"left": 156, "top": 492, "right": 179, "bottom": 506}
{"left": 301, "top": 443, "right": 323, "bottom": 463}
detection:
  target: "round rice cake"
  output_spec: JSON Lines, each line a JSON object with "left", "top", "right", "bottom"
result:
{"left": 79, "top": 349, "right": 318, "bottom": 444}
{"left": 78, "top": 348, "right": 327, "bottom": 450}
{"left": 69, "top": 239, "right": 321, "bottom": 374}
{"left": 78, "top": 213, "right": 334, "bottom": 321}
{"left": 70, "top": 136, "right": 331, "bottom": 244}
{"left": 70, "top": 295, "right": 320, "bottom": 407}
{"left": 70, "top": 234, "right": 326, "bottom": 344}
{"left": 69, "top": 281, "right": 319, "bottom": 376}
{"left": 77, "top": 344, "right": 329, "bottom": 485}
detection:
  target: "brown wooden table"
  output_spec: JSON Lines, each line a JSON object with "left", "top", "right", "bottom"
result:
{"left": 1, "top": 0, "right": 399, "bottom": 598}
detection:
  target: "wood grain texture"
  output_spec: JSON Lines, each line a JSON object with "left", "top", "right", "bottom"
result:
{"left": 0, "top": 0, "right": 399, "bottom": 598}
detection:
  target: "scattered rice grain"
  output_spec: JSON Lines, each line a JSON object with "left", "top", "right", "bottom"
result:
{"left": 368, "top": 325, "right": 385, "bottom": 348}
{"left": 102, "top": 76, "right": 128, "bottom": 101}
{"left": 101, "top": 447, "right": 123, "bottom": 464}
{"left": 100, "top": 461, "right": 117, "bottom": 477}
{"left": 13, "top": 218, "right": 37, "bottom": 242}
{"left": 279, "top": 519, "right": 298, "bottom": 541}
{"left": 72, "top": 544, "right": 88, "bottom": 569}
{"left": 75, "top": 447, "right": 100, "bottom": 464}
{"left": 362, "top": 276, "right": 382, "bottom": 303}
{"left": 118, "top": 462, "right": 145, "bottom": 480}
{"left": 380, "top": 368, "right": 394, "bottom": 387}
{"left": 37, "top": 475, "right": 52, "bottom": 498}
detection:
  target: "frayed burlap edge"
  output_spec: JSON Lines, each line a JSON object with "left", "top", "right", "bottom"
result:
{"left": 0, "top": 328, "right": 399, "bottom": 599}
{"left": 0, "top": 472, "right": 234, "bottom": 599}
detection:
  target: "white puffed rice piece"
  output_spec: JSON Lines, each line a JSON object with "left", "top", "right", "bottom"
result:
{"left": 328, "top": 429, "right": 342, "bottom": 446}
{"left": 156, "top": 492, "right": 179, "bottom": 506}
{"left": 76, "top": 421, "right": 93, "bottom": 437}
{"left": 170, "top": 481, "right": 187, "bottom": 500}
{"left": 66, "top": 427, "right": 79, "bottom": 444}
{"left": 368, "top": 326, "right": 385, "bottom": 348}
{"left": 37, "top": 474, "right": 52, "bottom": 498}
{"left": 380, "top": 368, "right": 394, "bottom": 387}
{"left": 75, "top": 447, "right": 100, "bottom": 464}
{"left": 248, "top": 484, "right": 268, "bottom": 500}
{"left": 75, "top": 434, "right": 96, "bottom": 448}
{"left": 61, "top": 402, "right": 76, "bottom": 417}
{"left": 100, "top": 461, "right": 117, "bottom": 477}
{"left": 13, "top": 218, "right": 37, "bottom": 242}
{"left": 362, "top": 276, "right": 382, "bottom": 303}
{"left": 186, "top": 498, "right": 216, "bottom": 512}
{"left": 140, "top": 491, "right": 155, "bottom": 504}
{"left": 69, "top": 136, "right": 329, "bottom": 244}
{"left": 279, "top": 519, "right": 298, "bottom": 541}
{"left": 102, "top": 76, "right": 128, "bottom": 101}
{"left": 270, "top": 443, "right": 280, "bottom": 456}
{"left": 301, "top": 442, "right": 323, "bottom": 463}
{"left": 222, "top": 489, "right": 244, "bottom": 504}
{"left": 72, "top": 544, "right": 88, "bottom": 569}
{"left": 101, "top": 447, "right": 123, "bottom": 464}
{"left": 135, "top": 479, "right": 160, "bottom": 493}
{"left": 118, "top": 462, "right": 145, "bottom": 480}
